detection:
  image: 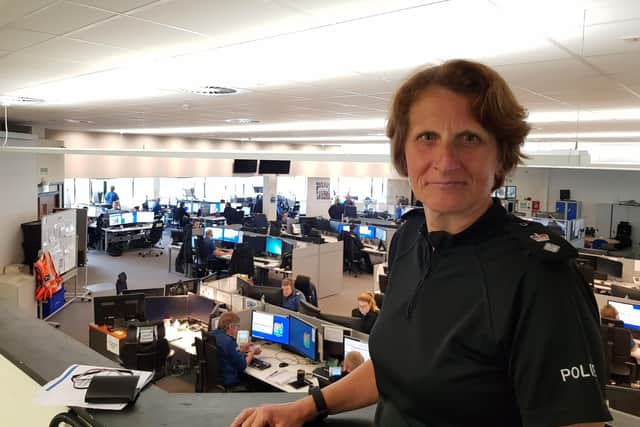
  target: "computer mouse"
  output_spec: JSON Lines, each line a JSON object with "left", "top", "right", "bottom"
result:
{"left": 278, "top": 362, "right": 289, "bottom": 368}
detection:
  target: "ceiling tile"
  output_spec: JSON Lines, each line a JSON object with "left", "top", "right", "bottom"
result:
{"left": 72, "top": 0, "right": 159, "bottom": 13}
{"left": 0, "top": 0, "right": 54, "bottom": 27}
{"left": 585, "top": 0, "right": 640, "bottom": 25}
{"left": 0, "top": 52, "right": 84, "bottom": 92}
{"left": 18, "top": 37, "right": 131, "bottom": 66}
{"left": 585, "top": 52, "right": 640, "bottom": 75}
{"left": 559, "top": 19, "right": 640, "bottom": 56}
{"left": 11, "top": 2, "right": 115, "bottom": 36}
{"left": 70, "top": 15, "right": 208, "bottom": 52}
{"left": 130, "top": 0, "right": 309, "bottom": 44}
{"left": 0, "top": 28, "right": 52, "bottom": 51}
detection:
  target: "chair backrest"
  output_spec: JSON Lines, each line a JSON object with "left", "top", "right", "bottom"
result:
{"left": 294, "top": 275, "right": 317, "bottom": 305}
{"left": 253, "top": 214, "right": 268, "bottom": 228}
{"left": 229, "top": 246, "right": 255, "bottom": 277}
{"left": 378, "top": 274, "right": 389, "bottom": 294}
{"left": 374, "top": 293, "right": 384, "bottom": 310}
{"left": 195, "top": 237, "right": 209, "bottom": 265}
{"left": 611, "top": 284, "right": 631, "bottom": 298}
{"left": 612, "top": 327, "right": 633, "bottom": 362}
{"left": 148, "top": 220, "right": 164, "bottom": 243}
{"left": 115, "top": 272, "right": 128, "bottom": 294}
{"left": 194, "top": 334, "right": 223, "bottom": 392}
{"left": 121, "top": 321, "right": 169, "bottom": 373}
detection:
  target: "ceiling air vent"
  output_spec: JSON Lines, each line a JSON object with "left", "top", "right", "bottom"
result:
{"left": 180, "top": 86, "right": 237, "bottom": 96}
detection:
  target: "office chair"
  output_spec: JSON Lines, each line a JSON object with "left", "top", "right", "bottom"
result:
{"left": 121, "top": 320, "right": 171, "bottom": 380}
{"left": 139, "top": 220, "right": 165, "bottom": 257}
{"left": 228, "top": 246, "right": 255, "bottom": 278}
{"left": 194, "top": 334, "right": 226, "bottom": 392}
{"left": 603, "top": 325, "right": 638, "bottom": 384}
{"left": 339, "top": 231, "right": 363, "bottom": 277}
{"left": 192, "top": 237, "right": 214, "bottom": 278}
{"left": 611, "top": 284, "right": 632, "bottom": 298}
{"left": 378, "top": 274, "right": 389, "bottom": 294}
{"left": 115, "top": 272, "right": 128, "bottom": 295}
{"left": 294, "top": 275, "right": 318, "bottom": 307}
{"left": 374, "top": 293, "right": 384, "bottom": 310}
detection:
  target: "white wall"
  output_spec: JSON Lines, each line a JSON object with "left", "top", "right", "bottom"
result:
{"left": 386, "top": 178, "right": 411, "bottom": 206}
{"left": 0, "top": 152, "right": 38, "bottom": 268}
{"left": 306, "top": 177, "right": 332, "bottom": 217}
{"left": 508, "top": 167, "right": 550, "bottom": 211}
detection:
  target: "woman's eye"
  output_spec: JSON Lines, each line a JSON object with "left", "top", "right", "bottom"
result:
{"left": 417, "top": 132, "right": 437, "bottom": 142}
{"left": 460, "top": 133, "right": 481, "bottom": 144}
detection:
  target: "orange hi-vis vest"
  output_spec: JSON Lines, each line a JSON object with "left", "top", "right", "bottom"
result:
{"left": 34, "top": 251, "right": 63, "bottom": 301}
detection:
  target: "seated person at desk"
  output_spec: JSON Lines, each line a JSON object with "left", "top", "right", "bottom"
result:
{"left": 210, "top": 312, "right": 262, "bottom": 390}
{"left": 281, "top": 278, "right": 306, "bottom": 312}
{"left": 174, "top": 202, "right": 190, "bottom": 227}
{"left": 222, "top": 202, "right": 236, "bottom": 221}
{"left": 601, "top": 304, "right": 640, "bottom": 359}
{"left": 105, "top": 185, "right": 119, "bottom": 206}
{"left": 351, "top": 291, "right": 379, "bottom": 334}
{"left": 347, "top": 225, "right": 373, "bottom": 273}
{"left": 152, "top": 198, "right": 162, "bottom": 216}
{"left": 328, "top": 197, "right": 344, "bottom": 221}
{"left": 203, "top": 229, "right": 233, "bottom": 272}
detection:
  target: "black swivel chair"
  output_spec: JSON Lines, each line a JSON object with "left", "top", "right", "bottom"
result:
{"left": 228, "top": 246, "right": 255, "bottom": 278}
{"left": 339, "top": 231, "right": 363, "bottom": 277}
{"left": 121, "top": 320, "right": 171, "bottom": 380}
{"left": 194, "top": 334, "right": 226, "bottom": 392}
{"left": 294, "top": 275, "right": 318, "bottom": 307}
{"left": 115, "top": 272, "right": 128, "bottom": 295}
{"left": 602, "top": 325, "right": 638, "bottom": 384}
{"left": 139, "top": 220, "right": 164, "bottom": 257}
{"left": 378, "top": 274, "right": 389, "bottom": 294}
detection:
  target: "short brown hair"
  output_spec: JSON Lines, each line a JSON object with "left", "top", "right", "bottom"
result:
{"left": 281, "top": 278, "right": 293, "bottom": 289}
{"left": 387, "top": 59, "right": 531, "bottom": 190}
{"left": 217, "top": 312, "right": 240, "bottom": 331}
{"left": 600, "top": 304, "right": 618, "bottom": 320}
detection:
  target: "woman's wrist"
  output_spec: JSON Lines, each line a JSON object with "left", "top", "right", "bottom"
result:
{"left": 296, "top": 396, "right": 319, "bottom": 423}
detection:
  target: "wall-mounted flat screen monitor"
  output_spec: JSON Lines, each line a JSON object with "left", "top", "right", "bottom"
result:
{"left": 137, "top": 211, "right": 154, "bottom": 223}
{"left": 233, "top": 159, "right": 258, "bottom": 174}
{"left": 258, "top": 160, "right": 290, "bottom": 174}
{"left": 109, "top": 213, "right": 122, "bottom": 227}
{"left": 251, "top": 311, "right": 290, "bottom": 345}
{"left": 357, "top": 225, "right": 375, "bottom": 239}
{"left": 266, "top": 237, "right": 282, "bottom": 256}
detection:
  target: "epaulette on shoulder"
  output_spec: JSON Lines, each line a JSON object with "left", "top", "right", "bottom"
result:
{"left": 400, "top": 207, "right": 424, "bottom": 220}
{"left": 505, "top": 215, "right": 577, "bottom": 263}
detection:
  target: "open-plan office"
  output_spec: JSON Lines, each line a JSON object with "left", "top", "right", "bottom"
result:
{"left": 3, "top": 0, "right": 640, "bottom": 425}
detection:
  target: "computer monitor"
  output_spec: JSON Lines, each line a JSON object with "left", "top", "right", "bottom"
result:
{"left": 236, "top": 277, "right": 253, "bottom": 297}
{"left": 343, "top": 336, "right": 371, "bottom": 362}
{"left": 375, "top": 228, "right": 387, "bottom": 241}
{"left": 187, "top": 293, "right": 216, "bottom": 324}
{"left": 329, "top": 221, "right": 341, "bottom": 234}
{"left": 356, "top": 225, "right": 375, "bottom": 239}
{"left": 122, "top": 212, "right": 135, "bottom": 225}
{"left": 282, "top": 241, "right": 294, "bottom": 257}
{"left": 122, "top": 288, "right": 165, "bottom": 297}
{"left": 231, "top": 202, "right": 242, "bottom": 209}
{"left": 290, "top": 223, "right": 302, "bottom": 235}
{"left": 596, "top": 257, "right": 623, "bottom": 279}
{"left": 287, "top": 315, "right": 318, "bottom": 361}
{"left": 250, "top": 310, "right": 290, "bottom": 345}
{"left": 109, "top": 213, "right": 122, "bottom": 227}
{"left": 137, "top": 211, "right": 154, "bottom": 223}
{"left": 206, "top": 227, "right": 223, "bottom": 241}
{"left": 248, "top": 285, "right": 283, "bottom": 306}
{"left": 222, "top": 228, "right": 242, "bottom": 243}
{"left": 86, "top": 206, "right": 98, "bottom": 217}
{"left": 144, "top": 296, "right": 188, "bottom": 322}
{"left": 165, "top": 279, "right": 199, "bottom": 296}
{"left": 575, "top": 254, "right": 598, "bottom": 269}
{"left": 608, "top": 300, "right": 640, "bottom": 330}
{"left": 244, "top": 235, "right": 266, "bottom": 255}
{"left": 337, "top": 223, "right": 350, "bottom": 233}
{"left": 266, "top": 237, "right": 282, "bottom": 257}
{"left": 241, "top": 206, "right": 251, "bottom": 216}
{"left": 344, "top": 205, "right": 357, "bottom": 218}
{"left": 319, "top": 312, "right": 363, "bottom": 332}
{"left": 94, "top": 294, "right": 145, "bottom": 327}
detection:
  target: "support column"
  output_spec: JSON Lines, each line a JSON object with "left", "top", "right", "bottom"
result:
{"left": 263, "top": 175, "right": 277, "bottom": 221}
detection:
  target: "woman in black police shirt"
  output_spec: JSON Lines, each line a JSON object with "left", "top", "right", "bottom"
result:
{"left": 232, "top": 60, "right": 611, "bottom": 427}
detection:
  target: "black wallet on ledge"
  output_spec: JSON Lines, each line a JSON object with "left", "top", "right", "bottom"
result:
{"left": 85, "top": 375, "right": 140, "bottom": 404}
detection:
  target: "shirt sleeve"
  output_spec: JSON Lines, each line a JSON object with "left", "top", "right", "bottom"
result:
{"left": 506, "top": 260, "right": 612, "bottom": 427}
{"left": 225, "top": 338, "right": 246, "bottom": 372}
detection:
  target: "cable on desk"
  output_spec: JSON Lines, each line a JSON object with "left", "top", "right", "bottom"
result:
{"left": 49, "top": 410, "right": 88, "bottom": 427}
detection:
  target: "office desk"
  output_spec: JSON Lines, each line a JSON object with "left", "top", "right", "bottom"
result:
{"left": 197, "top": 216, "right": 227, "bottom": 226}
{"left": 102, "top": 224, "right": 152, "bottom": 252}
{"left": 88, "top": 323, "right": 126, "bottom": 362}
{"left": 585, "top": 236, "right": 621, "bottom": 248}
{"left": 244, "top": 341, "right": 320, "bottom": 393}
{"left": 164, "top": 322, "right": 200, "bottom": 356}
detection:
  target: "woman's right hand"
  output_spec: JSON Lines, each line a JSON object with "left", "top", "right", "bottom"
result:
{"left": 231, "top": 397, "right": 316, "bottom": 427}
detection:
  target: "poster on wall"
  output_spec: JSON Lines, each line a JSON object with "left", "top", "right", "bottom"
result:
{"left": 315, "top": 180, "right": 330, "bottom": 200}
{"left": 41, "top": 210, "right": 77, "bottom": 275}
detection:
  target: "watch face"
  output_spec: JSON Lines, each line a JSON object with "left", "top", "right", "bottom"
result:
{"left": 329, "top": 367, "right": 341, "bottom": 377}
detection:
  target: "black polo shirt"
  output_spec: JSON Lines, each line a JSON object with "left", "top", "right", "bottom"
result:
{"left": 368, "top": 200, "right": 611, "bottom": 427}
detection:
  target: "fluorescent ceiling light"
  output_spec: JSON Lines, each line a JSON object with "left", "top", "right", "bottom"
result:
{"left": 244, "top": 136, "right": 388, "bottom": 142}
{"left": 528, "top": 109, "right": 640, "bottom": 123}
{"left": 112, "top": 118, "right": 387, "bottom": 135}
{"left": 528, "top": 131, "right": 640, "bottom": 139}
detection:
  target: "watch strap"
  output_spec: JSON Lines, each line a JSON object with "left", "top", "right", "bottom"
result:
{"left": 309, "top": 386, "right": 329, "bottom": 418}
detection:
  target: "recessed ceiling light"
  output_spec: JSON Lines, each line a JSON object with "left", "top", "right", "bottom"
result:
{"left": 224, "top": 118, "right": 260, "bottom": 124}
{"left": 179, "top": 86, "right": 238, "bottom": 96}
{"left": 64, "top": 119, "right": 95, "bottom": 124}
{"left": 0, "top": 95, "right": 46, "bottom": 106}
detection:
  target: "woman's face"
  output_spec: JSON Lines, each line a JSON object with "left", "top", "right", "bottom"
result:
{"left": 404, "top": 86, "right": 501, "bottom": 216}
{"left": 282, "top": 284, "right": 293, "bottom": 298}
{"left": 358, "top": 300, "right": 370, "bottom": 315}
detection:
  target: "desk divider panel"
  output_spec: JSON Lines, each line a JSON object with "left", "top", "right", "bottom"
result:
{"left": 318, "top": 240, "right": 343, "bottom": 298}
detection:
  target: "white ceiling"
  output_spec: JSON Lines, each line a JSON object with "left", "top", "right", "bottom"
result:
{"left": 1, "top": 0, "right": 640, "bottom": 145}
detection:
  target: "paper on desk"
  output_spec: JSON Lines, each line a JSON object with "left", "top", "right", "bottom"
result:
{"left": 269, "top": 370, "right": 296, "bottom": 385}
{"left": 35, "top": 364, "right": 154, "bottom": 410}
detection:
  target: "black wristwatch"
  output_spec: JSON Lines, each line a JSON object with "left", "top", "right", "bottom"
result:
{"left": 309, "top": 386, "right": 329, "bottom": 419}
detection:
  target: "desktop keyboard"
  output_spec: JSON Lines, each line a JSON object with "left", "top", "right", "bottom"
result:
{"left": 249, "top": 358, "right": 271, "bottom": 370}
{"left": 254, "top": 259, "right": 269, "bottom": 265}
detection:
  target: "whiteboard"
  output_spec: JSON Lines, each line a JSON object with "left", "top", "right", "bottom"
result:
{"left": 41, "top": 210, "right": 77, "bottom": 275}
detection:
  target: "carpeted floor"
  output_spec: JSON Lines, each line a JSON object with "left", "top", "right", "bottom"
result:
{"left": 48, "top": 238, "right": 376, "bottom": 392}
